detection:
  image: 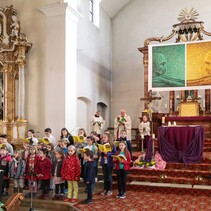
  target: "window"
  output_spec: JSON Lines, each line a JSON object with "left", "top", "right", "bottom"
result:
{"left": 89, "top": 0, "right": 100, "bottom": 27}
{"left": 89, "top": 0, "right": 94, "bottom": 23}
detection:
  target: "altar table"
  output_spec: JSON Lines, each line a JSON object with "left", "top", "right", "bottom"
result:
{"left": 157, "top": 125, "right": 205, "bottom": 164}
{"left": 164, "top": 116, "right": 211, "bottom": 138}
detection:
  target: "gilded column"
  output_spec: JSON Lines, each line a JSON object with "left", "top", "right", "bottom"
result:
{"left": 2, "top": 64, "right": 10, "bottom": 122}
{"left": 17, "top": 46, "right": 26, "bottom": 121}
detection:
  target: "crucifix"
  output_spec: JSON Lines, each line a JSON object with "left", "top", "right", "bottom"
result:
{"left": 140, "top": 90, "right": 161, "bottom": 134}
{"left": 140, "top": 90, "right": 161, "bottom": 158}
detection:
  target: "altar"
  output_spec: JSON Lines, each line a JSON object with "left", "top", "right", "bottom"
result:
{"left": 157, "top": 125, "right": 205, "bottom": 164}
{"left": 164, "top": 116, "right": 211, "bottom": 138}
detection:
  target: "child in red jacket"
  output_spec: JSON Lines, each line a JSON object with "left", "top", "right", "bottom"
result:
{"left": 37, "top": 147, "right": 52, "bottom": 200}
{"left": 61, "top": 145, "right": 80, "bottom": 203}
{"left": 25, "top": 145, "right": 39, "bottom": 198}
{"left": 113, "top": 141, "right": 131, "bottom": 199}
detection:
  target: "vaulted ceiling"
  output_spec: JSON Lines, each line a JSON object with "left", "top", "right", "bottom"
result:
{"left": 100, "top": 0, "right": 131, "bottom": 18}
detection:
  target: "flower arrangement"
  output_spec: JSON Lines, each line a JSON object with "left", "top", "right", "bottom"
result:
{"left": 145, "top": 161, "right": 156, "bottom": 167}
{"left": 134, "top": 160, "right": 156, "bottom": 169}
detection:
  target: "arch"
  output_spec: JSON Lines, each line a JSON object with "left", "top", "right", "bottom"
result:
{"left": 77, "top": 96, "right": 92, "bottom": 134}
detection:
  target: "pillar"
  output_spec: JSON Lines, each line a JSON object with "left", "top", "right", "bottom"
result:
{"left": 40, "top": 3, "right": 80, "bottom": 131}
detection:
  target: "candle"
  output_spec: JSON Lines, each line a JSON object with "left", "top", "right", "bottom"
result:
{"left": 152, "top": 134, "right": 155, "bottom": 139}
{"left": 141, "top": 134, "right": 144, "bottom": 139}
{"left": 173, "top": 121, "right": 176, "bottom": 126}
{"left": 152, "top": 138, "right": 154, "bottom": 154}
{"left": 162, "top": 117, "right": 165, "bottom": 124}
{"left": 170, "top": 100, "right": 172, "bottom": 109}
{"left": 168, "top": 121, "right": 171, "bottom": 126}
{"left": 203, "top": 99, "right": 205, "bottom": 108}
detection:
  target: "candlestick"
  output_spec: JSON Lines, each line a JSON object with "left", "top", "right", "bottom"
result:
{"left": 162, "top": 116, "right": 165, "bottom": 124}
{"left": 141, "top": 138, "right": 144, "bottom": 152}
{"left": 152, "top": 138, "right": 154, "bottom": 155}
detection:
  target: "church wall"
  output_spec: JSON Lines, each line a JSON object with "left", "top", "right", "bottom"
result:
{"left": 77, "top": 2, "right": 112, "bottom": 134}
{"left": 0, "top": 0, "right": 112, "bottom": 138}
{"left": 111, "top": 0, "right": 211, "bottom": 130}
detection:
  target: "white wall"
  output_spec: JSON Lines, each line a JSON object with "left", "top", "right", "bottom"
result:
{"left": 111, "top": 0, "right": 211, "bottom": 128}
{"left": 76, "top": 1, "right": 112, "bottom": 134}
{"left": 0, "top": 0, "right": 112, "bottom": 138}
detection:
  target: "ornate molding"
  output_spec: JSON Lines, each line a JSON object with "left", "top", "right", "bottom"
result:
{"left": 143, "top": 8, "right": 211, "bottom": 46}
{"left": 0, "top": 5, "right": 32, "bottom": 53}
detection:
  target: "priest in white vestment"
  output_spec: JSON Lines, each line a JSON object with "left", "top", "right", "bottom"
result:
{"left": 114, "top": 109, "right": 132, "bottom": 140}
{"left": 91, "top": 111, "right": 104, "bottom": 137}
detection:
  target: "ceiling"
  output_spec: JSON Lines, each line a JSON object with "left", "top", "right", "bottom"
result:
{"left": 100, "top": 0, "right": 131, "bottom": 18}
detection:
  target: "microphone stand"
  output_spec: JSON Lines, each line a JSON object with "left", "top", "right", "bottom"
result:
{"left": 29, "top": 173, "right": 34, "bottom": 211}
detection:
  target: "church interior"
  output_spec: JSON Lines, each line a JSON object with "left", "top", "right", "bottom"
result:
{"left": 1, "top": 0, "right": 211, "bottom": 210}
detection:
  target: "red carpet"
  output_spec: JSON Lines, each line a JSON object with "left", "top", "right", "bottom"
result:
{"left": 74, "top": 185, "right": 211, "bottom": 211}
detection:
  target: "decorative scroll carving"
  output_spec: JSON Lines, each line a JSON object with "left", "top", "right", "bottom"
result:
{"left": 139, "top": 8, "right": 211, "bottom": 112}
{"left": 2, "top": 193, "right": 24, "bottom": 211}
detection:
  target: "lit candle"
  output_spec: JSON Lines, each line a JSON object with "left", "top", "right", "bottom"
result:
{"left": 141, "top": 134, "right": 144, "bottom": 139}
{"left": 173, "top": 121, "right": 176, "bottom": 126}
{"left": 152, "top": 134, "right": 155, "bottom": 139}
{"left": 168, "top": 121, "right": 171, "bottom": 126}
{"left": 162, "top": 117, "right": 165, "bottom": 124}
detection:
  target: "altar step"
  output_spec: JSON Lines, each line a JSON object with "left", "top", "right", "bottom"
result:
{"left": 20, "top": 199, "right": 75, "bottom": 211}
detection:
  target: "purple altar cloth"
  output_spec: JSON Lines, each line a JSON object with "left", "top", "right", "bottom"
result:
{"left": 158, "top": 126, "right": 205, "bottom": 164}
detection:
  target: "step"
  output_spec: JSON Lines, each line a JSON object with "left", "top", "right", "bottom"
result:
{"left": 20, "top": 199, "right": 76, "bottom": 211}
{"left": 130, "top": 167, "right": 211, "bottom": 178}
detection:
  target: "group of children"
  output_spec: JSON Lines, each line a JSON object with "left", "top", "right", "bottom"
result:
{"left": 0, "top": 127, "right": 133, "bottom": 205}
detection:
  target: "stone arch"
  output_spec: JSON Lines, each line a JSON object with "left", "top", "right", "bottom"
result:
{"left": 77, "top": 96, "right": 92, "bottom": 134}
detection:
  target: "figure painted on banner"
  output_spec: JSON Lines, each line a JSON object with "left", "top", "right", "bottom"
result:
{"left": 90, "top": 111, "right": 104, "bottom": 138}
{"left": 152, "top": 53, "right": 185, "bottom": 88}
{"left": 114, "top": 109, "right": 132, "bottom": 141}
{"left": 139, "top": 115, "right": 151, "bottom": 150}
{"left": 187, "top": 51, "right": 211, "bottom": 86}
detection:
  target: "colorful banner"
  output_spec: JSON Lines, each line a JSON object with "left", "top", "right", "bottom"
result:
{"left": 148, "top": 40, "right": 211, "bottom": 91}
